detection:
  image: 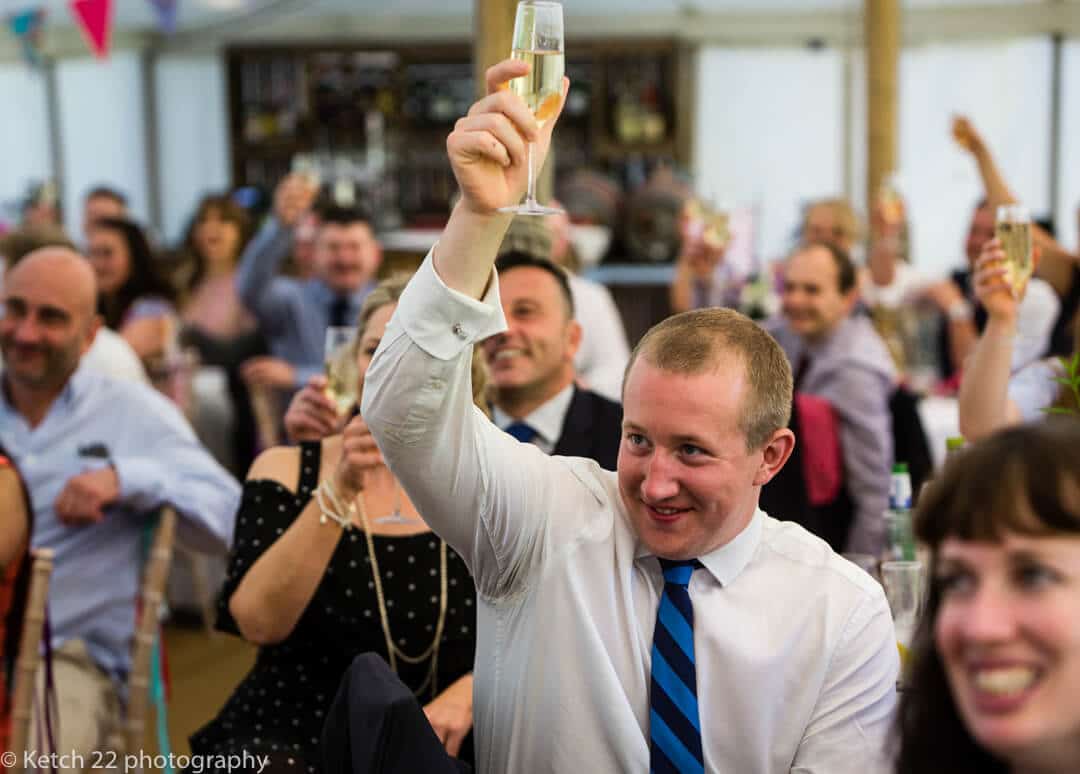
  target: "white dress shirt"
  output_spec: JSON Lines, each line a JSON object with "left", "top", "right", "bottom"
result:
{"left": 363, "top": 253, "right": 899, "bottom": 774}
{"left": 491, "top": 383, "right": 574, "bottom": 454}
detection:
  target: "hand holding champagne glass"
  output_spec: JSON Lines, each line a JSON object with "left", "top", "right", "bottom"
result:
{"left": 498, "top": 0, "right": 565, "bottom": 216}
{"left": 324, "top": 327, "right": 359, "bottom": 417}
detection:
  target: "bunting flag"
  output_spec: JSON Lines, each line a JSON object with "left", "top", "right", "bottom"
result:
{"left": 69, "top": 0, "right": 112, "bottom": 59}
{"left": 147, "top": 0, "right": 177, "bottom": 35}
{"left": 6, "top": 7, "right": 47, "bottom": 67}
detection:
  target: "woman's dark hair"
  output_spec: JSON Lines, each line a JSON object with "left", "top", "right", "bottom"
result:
{"left": 173, "top": 194, "right": 253, "bottom": 297}
{"left": 1, "top": 445, "right": 34, "bottom": 683}
{"left": 893, "top": 419, "right": 1080, "bottom": 773}
{"left": 92, "top": 216, "right": 175, "bottom": 330}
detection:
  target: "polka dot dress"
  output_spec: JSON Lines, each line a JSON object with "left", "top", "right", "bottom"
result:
{"left": 189, "top": 443, "right": 477, "bottom": 771}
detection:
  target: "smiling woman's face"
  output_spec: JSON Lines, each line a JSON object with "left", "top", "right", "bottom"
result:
{"left": 934, "top": 532, "right": 1080, "bottom": 766}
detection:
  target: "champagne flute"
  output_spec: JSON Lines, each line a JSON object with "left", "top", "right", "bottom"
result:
{"left": 324, "top": 327, "right": 359, "bottom": 417}
{"left": 995, "top": 204, "right": 1034, "bottom": 297}
{"left": 497, "top": 0, "right": 565, "bottom": 217}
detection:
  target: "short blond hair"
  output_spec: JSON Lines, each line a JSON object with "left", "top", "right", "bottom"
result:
{"left": 626, "top": 308, "right": 792, "bottom": 450}
{"left": 355, "top": 272, "right": 490, "bottom": 412}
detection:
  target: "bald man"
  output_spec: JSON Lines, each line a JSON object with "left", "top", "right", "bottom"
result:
{"left": 0, "top": 249, "right": 240, "bottom": 766}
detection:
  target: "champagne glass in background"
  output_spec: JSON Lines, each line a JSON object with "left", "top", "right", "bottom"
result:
{"left": 498, "top": 0, "right": 565, "bottom": 216}
{"left": 324, "top": 327, "right": 359, "bottom": 416}
{"left": 881, "top": 560, "right": 924, "bottom": 680}
{"left": 995, "top": 205, "right": 1034, "bottom": 297}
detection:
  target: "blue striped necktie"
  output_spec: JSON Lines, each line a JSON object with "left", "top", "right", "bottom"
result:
{"left": 504, "top": 422, "right": 538, "bottom": 443}
{"left": 650, "top": 558, "right": 704, "bottom": 774}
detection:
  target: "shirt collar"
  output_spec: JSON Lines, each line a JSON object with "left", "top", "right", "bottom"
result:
{"left": 491, "top": 383, "right": 576, "bottom": 447}
{"left": 635, "top": 507, "right": 765, "bottom": 588}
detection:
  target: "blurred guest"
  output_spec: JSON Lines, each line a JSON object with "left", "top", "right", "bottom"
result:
{"left": 0, "top": 445, "right": 31, "bottom": 760}
{"left": 491, "top": 212, "right": 629, "bottom": 403}
{"left": 191, "top": 275, "right": 479, "bottom": 770}
{"left": 87, "top": 216, "right": 178, "bottom": 373}
{"left": 174, "top": 194, "right": 256, "bottom": 341}
{"left": 172, "top": 194, "right": 261, "bottom": 472}
{"left": 0, "top": 248, "right": 238, "bottom": 769}
{"left": 81, "top": 186, "right": 127, "bottom": 247}
{"left": 959, "top": 238, "right": 1079, "bottom": 441}
{"left": 1, "top": 227, "right": 146, "bottom": 384}
{"left": 768, "top": 242, "right": 896, "bottom": 555}
{"left": 236, "top": 175, "right": 381, "bottom": 392}
{"left": 893, "top": 419, "right": 1080, "bottom": 774}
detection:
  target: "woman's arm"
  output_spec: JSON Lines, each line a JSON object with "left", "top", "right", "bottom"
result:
{"left": 958, "top": 239, "right": 1024, "bottom": 441}
{"left": 228, "top": 417, "right": 383, "bottom": 645}
{"left": 0, "top": 467, "right": 29, "bottom": 571}
{"left": 955, "top": 115, "right": 1078, "bottom": 294}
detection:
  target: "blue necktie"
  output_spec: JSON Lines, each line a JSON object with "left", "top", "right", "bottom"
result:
{"left": 650, "top": 558, "right": 704, "bottom": 774}
{"left": 504, "top": 422, "right": 538, "bottom": 443}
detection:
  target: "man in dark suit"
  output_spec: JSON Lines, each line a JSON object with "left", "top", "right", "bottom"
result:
{"left": 483, "top": 251, "right": 622, "bottom": 470}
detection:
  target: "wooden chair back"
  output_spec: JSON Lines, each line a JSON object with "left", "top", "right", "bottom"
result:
{"left": 123, "top": 507, "right": 177, "bottom": 756}
{"left": 7, "top": 548, "right": 55, "bottom": 773}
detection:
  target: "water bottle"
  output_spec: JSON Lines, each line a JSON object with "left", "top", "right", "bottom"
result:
{"left": 886, "top": 462, "right": 915, "bottom": 561}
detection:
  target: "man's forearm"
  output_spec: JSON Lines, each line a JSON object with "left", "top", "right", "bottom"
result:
{"left": 433, "top": 201, "right": 514, "bottom": 300}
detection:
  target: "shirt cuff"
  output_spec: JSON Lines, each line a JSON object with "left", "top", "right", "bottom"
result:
{"left": 395, "top": 248, "right": 507, "bottom": 360}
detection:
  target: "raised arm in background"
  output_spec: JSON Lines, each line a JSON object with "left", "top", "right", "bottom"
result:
{"left": 234, "top": 175, "right": 319, "bottom": 331}
{"left": 954, "top": 115, "right": 1078, "bottom": 297}
{"left": 958, "top": 237, "right": 1025, "bottom": 440}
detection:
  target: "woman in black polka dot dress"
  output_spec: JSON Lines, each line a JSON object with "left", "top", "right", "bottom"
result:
{"left": 189, "top": 276, "right": 480, "bottom": 771}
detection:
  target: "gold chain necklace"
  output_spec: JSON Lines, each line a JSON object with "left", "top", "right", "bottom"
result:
{"left": 356, "top": 493, "right": 448, "bottom": 697}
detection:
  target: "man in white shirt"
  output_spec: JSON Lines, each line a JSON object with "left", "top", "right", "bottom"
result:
{"left": 358, "top": 59, "right": 898, "bottom": 773}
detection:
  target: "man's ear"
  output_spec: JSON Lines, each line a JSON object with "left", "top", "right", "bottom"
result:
{"left": 81, "top": 314, "right": 102, "bottom": 356}
{"left": 564, "top": 318, "right": 583, "bottom": 361}
{"left": 752, "top": 428, "right": 796, "bottom": 487}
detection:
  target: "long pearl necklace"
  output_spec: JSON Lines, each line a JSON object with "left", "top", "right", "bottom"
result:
{"left": 356, "top": 493, "right": 449, "bottom": 697}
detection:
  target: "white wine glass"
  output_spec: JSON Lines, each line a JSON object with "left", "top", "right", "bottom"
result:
{"left": 497, "top": 0, "right": 565, "bottom": 217}
{"left": 324, "top": 326, "right": 359, "bottom": 417}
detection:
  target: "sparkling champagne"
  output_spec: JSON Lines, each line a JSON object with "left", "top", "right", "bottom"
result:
{"left": 510, "top": 49, "right": 564, "bottom": 127}
{"left": 324, "top": 357, "right": 358, "bottom": 416}
{"left": 995, "top": 213, "right": 1033, "bottom": 296}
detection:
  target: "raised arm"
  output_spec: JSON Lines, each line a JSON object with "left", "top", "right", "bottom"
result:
{"left": 362, "top": 60, "right": 579, "bottom": 599}
{"left": 235, "top": 175, "right": 318, "bottom": 330}
{"left": 958, "top": 238, "right": 1024, "bottom": 440}
{"left": 954, "top": 115, "right": 1078, "bottom": 294}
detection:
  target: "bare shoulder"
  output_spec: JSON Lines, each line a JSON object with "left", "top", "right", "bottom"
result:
{"left": 246, "top": 445, "right": 302, "bottom": 492}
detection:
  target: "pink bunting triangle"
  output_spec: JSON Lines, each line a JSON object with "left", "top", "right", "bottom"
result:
{"left": 69, "top": 0, "right": 112, "bottom": 59}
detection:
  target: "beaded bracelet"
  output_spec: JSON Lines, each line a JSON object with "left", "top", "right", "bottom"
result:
{"left": 315, "top": 479, "right": 354, "bottom": 531}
